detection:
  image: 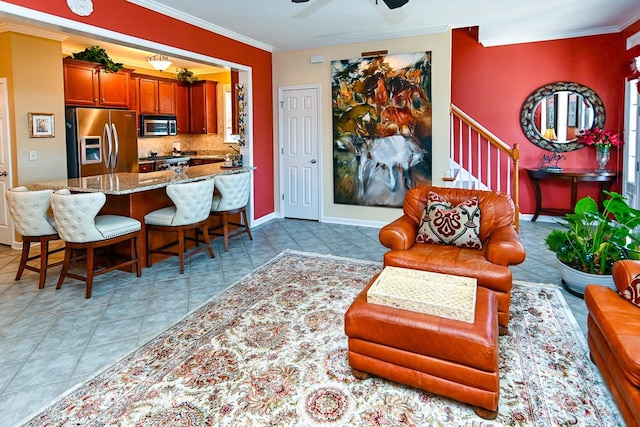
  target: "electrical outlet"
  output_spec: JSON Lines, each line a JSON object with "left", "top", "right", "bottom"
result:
{"left": 29, "top": 151, "right": 37, "bottom": 161}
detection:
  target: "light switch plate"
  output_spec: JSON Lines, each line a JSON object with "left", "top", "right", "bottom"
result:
{"left": 29, "top": 151, "right": 37, "bottom": 161}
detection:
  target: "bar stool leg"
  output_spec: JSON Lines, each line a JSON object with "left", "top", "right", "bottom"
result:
{"left": 39, "top": 237, "right": 50, "bottom": 289}
{"left": 16, "top": 239, "right": 30, "bottom": 281}
{"left": 56, "top": 248, "right": 73, "bottom": 290}
{"left": 178, "top": 229, "right": 185, "bottom": 274}
{"left": 131, "top": 235, "right": 141, "bottom": 277}
{"left": 223, "top": 212, "right": 230, "bottom": 251}
{"left": 241, "top": 208, "right": 253, "bottom": 241}
{"left": 86, "top": 246, "right": 95, "bottom": 299}
{"left": 200, "top": 224, "right": 215, "bottom": 258}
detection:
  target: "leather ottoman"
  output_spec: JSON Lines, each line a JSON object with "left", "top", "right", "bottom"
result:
{"left": 344, "top": 274, "right": 500, "bottom": 419}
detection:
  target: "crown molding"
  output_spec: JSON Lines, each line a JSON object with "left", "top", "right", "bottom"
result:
{"left": 479, "top": 25, "right": 621, "bottom": 47}
{"left": 0, "top": 22, "right": 68, "bottom": 41}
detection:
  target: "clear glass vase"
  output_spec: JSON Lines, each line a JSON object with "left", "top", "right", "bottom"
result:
{"left": 595, "top": 146, "right": 610, "bottom": 171}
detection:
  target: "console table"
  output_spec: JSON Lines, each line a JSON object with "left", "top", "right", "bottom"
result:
{"left": 526, "top": 168, "right": 616, "bottom": 221}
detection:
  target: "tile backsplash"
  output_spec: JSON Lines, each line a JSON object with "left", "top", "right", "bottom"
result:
{"left": 138, "top": 133, "right": 232, "bottom": 158}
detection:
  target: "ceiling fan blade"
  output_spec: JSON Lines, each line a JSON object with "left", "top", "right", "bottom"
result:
{"left": 293, "top": 0, "right": 334, "bottom": 19}
{"left": 382, "top": 0, "right": 409, "bottom": 9}
{"left": 371, "top": 0, "right": 408, "bottom": 25}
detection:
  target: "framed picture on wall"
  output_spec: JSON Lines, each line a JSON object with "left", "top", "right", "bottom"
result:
{"left": 28, "top": 113, "right": 55, "bottom": 138}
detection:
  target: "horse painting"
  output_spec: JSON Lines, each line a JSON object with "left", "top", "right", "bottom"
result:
{"left": 332, "top": 52, "right": 432, "bottom": 207}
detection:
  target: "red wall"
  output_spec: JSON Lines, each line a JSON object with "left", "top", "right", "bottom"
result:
{"left": 2, "top": 0, "right": 275, "bottom": 218}
{"left": 452, "top": 27, "right": 628, "bottom": 215}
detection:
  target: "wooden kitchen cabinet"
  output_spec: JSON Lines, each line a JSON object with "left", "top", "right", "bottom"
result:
{"left": 63, "top": 58, "right": 131, "bottom": 108}
{"left": 189, "top": 80, "right": 218, "bottom": 134}
{"left": 189, "top": 158, "right": 222, "bottom": 166}
{"left": 138, "top": 163, "right": 154, "bottom": 173}
{"left": 175, "top": 82, "right": 190, "bottom": 133}
{"left": 137, "top": 77, "right": 176, "bottom": 115}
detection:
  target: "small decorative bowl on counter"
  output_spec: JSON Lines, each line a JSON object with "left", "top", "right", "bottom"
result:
{"left": 224, "top": 153, "right": 242, "bottom": 167}
{"left": 169, "top": 162, "right": 189, "bottom": 179}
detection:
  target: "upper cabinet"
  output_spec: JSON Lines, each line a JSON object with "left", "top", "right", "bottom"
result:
{"left": 137, "top": 76, "right": 176, "bottom": 115}
{"left": 63, "top": 58, "right": 131, "bottom": 108}
{"left": 175, "top": 83, "right": 190, "bottom": 134}
{"left": 189, "top": 80, "right": 218, "bottom": 134}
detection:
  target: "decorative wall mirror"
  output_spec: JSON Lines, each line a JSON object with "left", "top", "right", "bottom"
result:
{"left": 520, "top": 82, "right": 605, "bottom": 152}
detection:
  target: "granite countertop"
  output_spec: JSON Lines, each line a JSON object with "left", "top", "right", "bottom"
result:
{"left": 32, "top": 164, "right": 255, "bottom": 195}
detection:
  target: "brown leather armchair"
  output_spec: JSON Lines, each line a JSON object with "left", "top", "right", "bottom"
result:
{"left": 379, "top": 186, "right": 526, "bottom": 333}
{"left": 585, "top": 260, "right": 640, "bottom": 427}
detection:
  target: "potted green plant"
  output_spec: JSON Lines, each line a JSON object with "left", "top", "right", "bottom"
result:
{"left": 71, "top": 45, "right": 124, "bottom": 73}
{"left": 545, "top": 191, "right": 640, "bottom": 293}
{"left": 176, "top": 68, "right": 198, "bottom": 84}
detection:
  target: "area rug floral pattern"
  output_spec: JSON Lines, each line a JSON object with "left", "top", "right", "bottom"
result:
{"left": 20, "top": 251, "right": 623, "bottom": 426}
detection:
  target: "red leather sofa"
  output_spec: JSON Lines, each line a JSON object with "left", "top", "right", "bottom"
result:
{"left": 379, "top": 186, "right": 526, "bottom": 333}
{"left": 585, "top": 260, "right": 640, "bottom": 427}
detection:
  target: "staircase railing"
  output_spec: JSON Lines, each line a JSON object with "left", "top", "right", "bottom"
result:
{"left": 449, "top": 103, "right": 521, "bottom": 231}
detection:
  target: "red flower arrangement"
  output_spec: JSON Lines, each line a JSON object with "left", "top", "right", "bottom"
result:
{"left": 577, "top": 127, "right": 622, "bottom": 149}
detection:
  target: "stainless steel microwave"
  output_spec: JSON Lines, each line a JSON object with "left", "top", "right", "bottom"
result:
{"left": 140, "top": 115, "right": 177, "bottom": 136}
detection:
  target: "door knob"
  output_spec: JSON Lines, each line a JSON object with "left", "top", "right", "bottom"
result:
{"left": 0, "top": 171, "right": 7, "bottom": 177}
{"left": 311, "top": 159, "right": 317, "bottom": 164}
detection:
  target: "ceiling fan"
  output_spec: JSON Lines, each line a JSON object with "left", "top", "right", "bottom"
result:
{"left": 293, "top": 0, "right": 408, "bottom": 24}
{"left": 292, "top": 0, "right": 408, "bottom": 9}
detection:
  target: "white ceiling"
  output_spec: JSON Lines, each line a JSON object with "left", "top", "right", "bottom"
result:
{"left": 127, "top": 0, "right": 640, "bottom": 52}
{"left": 1, "top": 0, "right": 639, "bottom": 75}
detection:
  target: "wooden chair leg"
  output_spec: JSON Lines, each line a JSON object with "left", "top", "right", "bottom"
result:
{"left": 16, "top": 240, "right": 30, "bottom": 281}
{"left": 241, "top": 208, "right": 253, "bottom": 241}
{"left": 146, "top": 227, "right": 153, "bottom": 268}
{"left": 223, "top": 212, "right": 229, "bottom": 251}
{"left": 131, "top": 235, "right": 141, "bottom": 277}
{"left": 200, "top": 224, "right": 215, "bottom": 258}
{"left": 38, "top": 237, "right": 50, "bottom": 289}
{"left": 56, "top": 248, "right": 73, "bottom": 290}
{"left": 178, "top": 229, "right": 185, "bottom": 274}
{"left": 86, "top": 246, "right": 95, "bottom": 299}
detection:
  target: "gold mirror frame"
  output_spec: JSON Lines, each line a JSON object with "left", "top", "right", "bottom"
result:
{"left": 520, "top": 82, "right": 605, "bottom": 152}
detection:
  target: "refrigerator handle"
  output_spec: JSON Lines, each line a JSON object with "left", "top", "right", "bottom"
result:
{"left": 103, "top": 123, "right": 112, "bottom": 170}
{"left": 112, "top": 123, "right": 120, "bottom": 170}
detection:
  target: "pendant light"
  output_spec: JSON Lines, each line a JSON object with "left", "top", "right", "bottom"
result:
{"left": 146, "top": 54, "right": 172, "bottom": 72}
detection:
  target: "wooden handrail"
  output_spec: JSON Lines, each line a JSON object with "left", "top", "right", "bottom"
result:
{"left": 449, "top": 103, "right": 521, "bottom": 231}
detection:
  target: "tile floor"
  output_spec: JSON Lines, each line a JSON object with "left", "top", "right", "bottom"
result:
{"left": 0, "top": 218, "right": 577, "bottom": 427}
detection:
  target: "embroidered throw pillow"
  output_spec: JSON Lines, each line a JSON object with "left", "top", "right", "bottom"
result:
{"left": 416, "top": 191, "right": 482, "bottom": 249}
{"left": 619, "top": 274, "right": 640, "bottom": 308}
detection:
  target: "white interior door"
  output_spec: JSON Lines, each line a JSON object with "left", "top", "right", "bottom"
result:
{"left": 0, "top": 78, "right": 12, "bottom": 245}
{"left": 280, "top": 86, "right": 320, "bottom": 220}
{"left": 624, "top": 78, "right": 639, "bottom": 209}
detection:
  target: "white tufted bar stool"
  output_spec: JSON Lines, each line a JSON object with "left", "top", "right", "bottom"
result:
{"left": 209, "top": 171, "right": 253, "bottom": 251}
{"left": 144, "top": 179, "right": 215, "bottom": 274}
{"left": 6, "top": 186, "right": 64, "bottom": 289}
{"left": 50, "top": 189, "right": 142, "bottom": 298}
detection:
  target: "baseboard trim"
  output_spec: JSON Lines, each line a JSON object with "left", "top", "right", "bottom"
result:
{"left": 519, "top": 214, "right": 565, "bottom": 224}
{"left": 253, "top": 212, "right": 276, "bottom": 228}
{"left": 321, "top": 216, "right": 387, "bottom": 229}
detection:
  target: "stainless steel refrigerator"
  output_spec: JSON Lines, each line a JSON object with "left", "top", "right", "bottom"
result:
{"left": 65, "top": 107, "right": 139, "bottom": 178}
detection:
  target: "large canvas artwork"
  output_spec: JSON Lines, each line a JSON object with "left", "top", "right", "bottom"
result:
{"left": 332, "top": 52, "right": 432, "bottom": 207}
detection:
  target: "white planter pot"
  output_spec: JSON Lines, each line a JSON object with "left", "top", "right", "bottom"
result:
{"left": 556, "top": 259, "right": 616, "bottom": 295}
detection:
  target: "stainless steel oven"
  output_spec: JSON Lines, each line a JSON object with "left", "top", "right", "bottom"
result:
{"left": 140, "top": 115, "right": 177, "bottom": 136}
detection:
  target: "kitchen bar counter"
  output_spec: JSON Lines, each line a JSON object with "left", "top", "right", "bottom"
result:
{"left": 32, "top": 163, "right": 254, "bottom": 195}
{"left": 32, "top": 164, "right": 255, "bottom": 268}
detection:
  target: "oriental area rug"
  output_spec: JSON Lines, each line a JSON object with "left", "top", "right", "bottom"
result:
{"left": 19, "top": 251, "right": 623, "bottom": 426}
